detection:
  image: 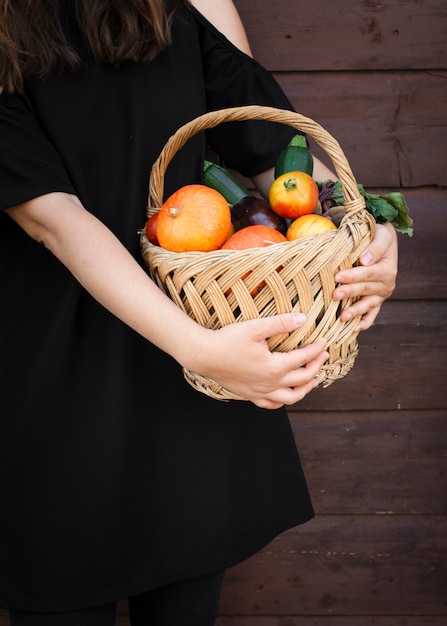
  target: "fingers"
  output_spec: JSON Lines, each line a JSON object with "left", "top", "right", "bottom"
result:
{"left": 251, "top": 377, "right": 318, "bottom": 409}
{"left": 356, "top": 305, "right": 382, "bottom": 331}
{"left": 279, "top": 342, "right": 329, "bottom": 387}
{"left": 334, "top": 263, "right": 396, "bottom": 304}
{"left": 244, "top": 311, "right": 307, "bottom": 341}
{"left": 334, "top": 260, "right": 394, "bottom": 322}
{"left": 334, "top": 224, "right": 398, "bottom": 297}
{"left": 359, "top": 222, "right": 398, "bottom": 266}
{"left": 252, "top": 398, "right": 286, "bottom": 410}
{"left": 249, "top": 343, "right": 329, "bottom": 409}
{"left": 332, "top": 223, "right": 398, "bottom": 325}
{"left": 333, "top": 275, "right": 388, "bottom": 300}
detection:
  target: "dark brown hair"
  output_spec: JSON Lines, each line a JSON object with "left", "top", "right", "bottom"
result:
{"left": 0, "top": 0, "right": 186, "bottom": 93}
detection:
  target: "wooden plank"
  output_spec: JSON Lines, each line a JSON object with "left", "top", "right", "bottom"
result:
{"left": 271, "top": 71, "right": 447, "bottom": 187}
{"left": 290, "top": 410, "right": 447, "bottom": 514}
{"left": 3, "top": 611, "right": 447, "bottom": 625}
{"left": 116, "top": 617, "right": 447, "bottom": 625}
{"left": 390, "top": 188, "right": 447, "bottom": 300}
{"left": 235, "top": 0, "right": 447, "bottom": 71}
{"left": 303, "top": 456, "right": 447, "bottom": 514}
{"left": 115, "top": 618, "right": 447, "bottom": 625}
{"left": 217, "top": 515, "right": 447, "bottom": 616}
{"left": 3, "top": 607, "right": 445, "bottom": 624}
{"left": 291, "top": 411, "right": 447, "bottom": 461}
{"left": 122, "top": 615, "right": 438, "bottom": 625}
{"left": 292, "top": 300, "right": 447, "bottom": 412}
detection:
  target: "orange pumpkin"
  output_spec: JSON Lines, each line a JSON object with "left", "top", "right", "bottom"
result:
{"left": 157, "top": 184, "right": 231, "bottom": 252}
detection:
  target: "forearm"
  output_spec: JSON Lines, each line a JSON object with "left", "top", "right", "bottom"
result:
{"left": 312, "top": 156, "right": 336, "bottom": 181}
{"left": 6, "top": 193, "right": 209, "bottom": 369}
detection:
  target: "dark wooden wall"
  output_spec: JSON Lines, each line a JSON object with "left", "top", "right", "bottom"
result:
{"left": 2, "top": 2, "right": 445, "bottom": 625}
{"left": 214, "top": 0, "right": 447, "bottom": 624}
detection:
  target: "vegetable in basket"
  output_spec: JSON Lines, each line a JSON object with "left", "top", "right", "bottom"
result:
{"left": 203, "top": 159, "right": 251, "bottom": 206}
{"left": 268, "top": 171, "right": 319, "bottom": 219}
{"left": 318, "top": 179, "right": 414, "bottom": 236}
{"left": 274, "top": 133, "right": 314, "bottom": 178}
{"left": 230, "top": 195, "right": 288, "bottom": 235}
{"left": 203, "top": 160, "right": 288, "bottom": 235}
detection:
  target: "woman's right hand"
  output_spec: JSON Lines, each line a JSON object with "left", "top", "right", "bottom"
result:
{"left": 187, "top": 313, "right": 329, "bottom": 410}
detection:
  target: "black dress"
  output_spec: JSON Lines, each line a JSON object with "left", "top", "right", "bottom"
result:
{"left": 0, "top": 3, "right": 314, "bottom": 612}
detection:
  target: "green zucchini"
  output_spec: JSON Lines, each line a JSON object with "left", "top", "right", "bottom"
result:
{"left": 274, "top": 134, "right": 314, "bottom": 178}
{"left": 203, "top": 160, "right": 251, "bottom": 206}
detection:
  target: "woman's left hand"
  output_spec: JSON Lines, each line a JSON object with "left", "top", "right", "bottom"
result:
{"left": 333, "top": 223, "right": 398, "bottom": 331}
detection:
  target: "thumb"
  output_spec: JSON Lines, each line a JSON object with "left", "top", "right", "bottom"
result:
{"left": 244, "top": 312, "right": 307, "bottom": 341}
{"left": 360, "top": 223, "right": 395, "bottom": 266}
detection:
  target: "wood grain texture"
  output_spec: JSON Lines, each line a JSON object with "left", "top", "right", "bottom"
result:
{"left": 271, "top": 71, "right": 447, "bottom": 187}
{"left": 232, "top": 1, "right": 447, "bottom": 189}
{"left": 111, "top": 616, "right": 447, "bottom": 625}
{"left": 217, "top": 515, "right": 447, "bottom": 616}
{"left": 234, "top": 0, "right": 447, "bottom": 72}
{"left": 291, "top": 298, "right": 446, "bottom": 412}
{"left": 291, "top": 410, "right": 447, "bottom": 514}
{"left": 391, "top": 189, "right": 447, "bottom": 299}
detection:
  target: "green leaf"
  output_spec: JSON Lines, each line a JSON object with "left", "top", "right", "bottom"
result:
{"left": 317, "top": 179, "right": 414, "bottom": 236}
{"left": 376, "top": 191, "right": 414, "bottom": 236}
{"left": 364, "top": 195, "right": 399, "bottom": 223}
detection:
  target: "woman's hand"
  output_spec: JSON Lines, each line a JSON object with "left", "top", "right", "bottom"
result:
{"left": 333, "top": 223, "right": 398, "bottom": 330}
{"left": 191, "top": 313, "right": 329, "bottom": 410}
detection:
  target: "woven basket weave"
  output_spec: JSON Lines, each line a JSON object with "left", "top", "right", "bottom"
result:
{"left": 141, "top": 105, "right": 376, "bottom": 401}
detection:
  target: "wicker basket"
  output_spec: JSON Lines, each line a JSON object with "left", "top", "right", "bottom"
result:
{"left": 141, "top": 105, "right": 376, "bottom": 401}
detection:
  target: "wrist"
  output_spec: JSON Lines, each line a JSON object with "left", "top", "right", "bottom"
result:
{"left": 170, "top": 321, "right": 215, "bottom": 375}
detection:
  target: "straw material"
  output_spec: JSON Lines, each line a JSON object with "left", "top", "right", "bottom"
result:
{"left": 141, "top": 105, "right": 376, "bottom": 400}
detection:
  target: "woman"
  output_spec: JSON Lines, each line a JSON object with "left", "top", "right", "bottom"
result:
{"left": 0, "top": 0, "right": 397, "bottom": 624}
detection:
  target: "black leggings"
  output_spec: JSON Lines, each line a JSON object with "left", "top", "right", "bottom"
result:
{"left": 8, "top": 570, "right": 225, "bottom": 626}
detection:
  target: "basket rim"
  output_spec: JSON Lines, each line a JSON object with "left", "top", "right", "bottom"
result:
{"left": 147, "top": 104, "right": 366, "bottom": 217}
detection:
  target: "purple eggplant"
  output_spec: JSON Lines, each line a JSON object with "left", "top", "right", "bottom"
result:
{"left": 231, "top": 196, "right": 288, "bottom": 236}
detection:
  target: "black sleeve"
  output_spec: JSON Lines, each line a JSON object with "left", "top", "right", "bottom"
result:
{"left": 192, "top": 7, "right": 303, "bottom": 178}
{"left": 0, "top": 91, "right": 75, "bottom": 212}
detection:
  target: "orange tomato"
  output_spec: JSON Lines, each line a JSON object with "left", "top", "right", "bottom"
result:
{"left": 157, "top": 184, "right": 231, "bottom": 252}
{"left": 221, "top": 224, "right": 287, "bottom": 250}
{"left": 286, "top": 214, "right": 337, "bottom": 240}
{"left": 269, "top": 171, "right": 319, "bottom": 219}
{"left": 145, "top": 212, "right": 159, "bottom": 245}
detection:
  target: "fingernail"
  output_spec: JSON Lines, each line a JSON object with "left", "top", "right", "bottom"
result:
{"left": 292, "top": 313, "right": 306, "bottom": 325}
{"left": 361, "top": 252, "right": 374, "bottom": 265}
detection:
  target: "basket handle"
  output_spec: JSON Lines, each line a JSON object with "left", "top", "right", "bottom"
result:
{"left": 147, "top": 105, "right": 365, "bottom": 214}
